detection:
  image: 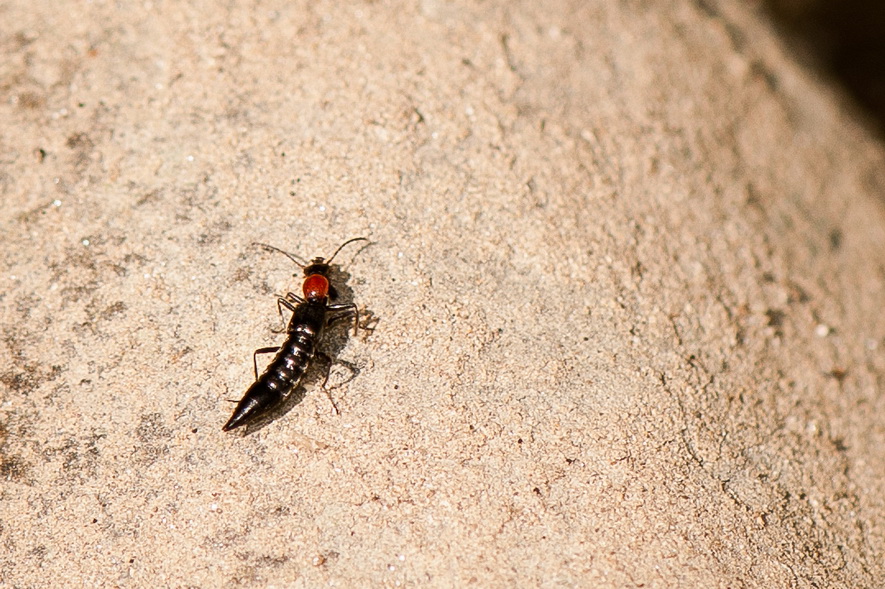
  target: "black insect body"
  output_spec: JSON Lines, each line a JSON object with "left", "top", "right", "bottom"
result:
{"left": 222, "top": 238, "right": 367, "bottom": 432}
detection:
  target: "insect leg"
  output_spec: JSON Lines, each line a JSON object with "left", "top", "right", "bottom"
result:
{"left": 285, "top": 292, "right": 305, "bottom": 304}
{"left": 314, "top": 352, "right": 340, "bottom": 415}
{"left": 325, "top": 357, "right": 360, "bottom": 387}
{"left": 253, "top": 346, "right": 280, "bottom": 380}
{"left": 272, "top": 296, "right": 298, "bottom": 333}
{"left": 355, "top": 309, "right": 378, "bottom": 334}
{"left": 327, "top": 302, "right": 359, "bottom": 335}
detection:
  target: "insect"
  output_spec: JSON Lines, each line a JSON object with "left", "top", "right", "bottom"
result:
{"left": 222, "top": 237, "right": 368, "bottom": 432}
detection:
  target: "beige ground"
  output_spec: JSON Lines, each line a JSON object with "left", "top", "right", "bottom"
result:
{"left": 2, "top": 0, "right": 885, "bottom": 587}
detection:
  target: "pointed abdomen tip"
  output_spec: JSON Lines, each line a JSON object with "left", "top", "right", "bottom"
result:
{"left": 222, "top": 413, "right": 247, "bottom": 432}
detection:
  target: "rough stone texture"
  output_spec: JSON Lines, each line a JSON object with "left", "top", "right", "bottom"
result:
{"left": 2, "top": 0, "right": 885, "bottom": 587}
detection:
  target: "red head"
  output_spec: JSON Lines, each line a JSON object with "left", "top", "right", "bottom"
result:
{"left": 302, "top": 273, "right": 330, "bottom": 302}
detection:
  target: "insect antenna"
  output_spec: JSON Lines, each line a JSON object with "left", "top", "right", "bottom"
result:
{"left": 325, "top": 237, "right": 370, "bottom": 265}
{"left": 252, "top": 242, "right": 307, "bottom": 268}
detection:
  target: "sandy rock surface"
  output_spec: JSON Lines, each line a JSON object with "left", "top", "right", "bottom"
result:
{"left": 2, "top": 1, "right": 885, "bottom": 587}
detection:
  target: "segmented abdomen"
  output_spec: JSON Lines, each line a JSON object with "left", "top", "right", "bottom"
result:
{"left": 261, "top": 324, "right": 319, "bottom": 394}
